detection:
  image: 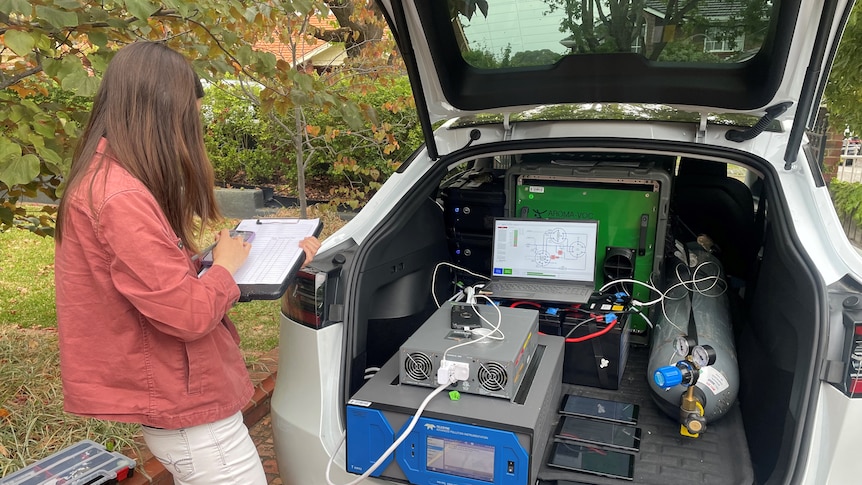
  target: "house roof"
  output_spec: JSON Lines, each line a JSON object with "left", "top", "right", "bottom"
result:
{"left": 254, "top": 14, "right": 345, "bottom": 67}
{"left": 645, "top": 0, "right": 746, "bottom": 19}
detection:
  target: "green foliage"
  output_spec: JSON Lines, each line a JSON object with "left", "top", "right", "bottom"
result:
{"left": 657, "top": 43, "right": 723, "bottom": 63}
{"left": 510, "top": 49, "right": 563, "bottom": 67}
{"left": 826, "top": 3, "right": 862, "bottom": 134}
{"left": 305, "top": 76, "right": 422, "bottom": 207}
{"left": 202, "top": 82, "right": 287, "bottom": 185}
{"left": 830, "top": 180, "right": 862, "bottom": 225}
{"left": 0, "top": 0, "right": 284, "bottom": 233}
{"left": 462, "top": 45, "right": 563, "bottom": 68}
{"left": 1, "top": 0, "right": 390, "bottom": 231}
{"left": 202, "top": 74, "right": 422, "bottom": 208}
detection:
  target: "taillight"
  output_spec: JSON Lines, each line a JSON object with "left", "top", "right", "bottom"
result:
{"left": 840, "top": 296, "right": 862, "bottom": 397}
{"left": 282, "top": 268, "right": 328, "bottom": 329}
{"left": 844, "top": 325, "right": 862, "bottom": 396}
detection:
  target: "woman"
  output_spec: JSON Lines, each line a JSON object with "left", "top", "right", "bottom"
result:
{"left": 54, "top": 41, "right": 318, "bottom": 485}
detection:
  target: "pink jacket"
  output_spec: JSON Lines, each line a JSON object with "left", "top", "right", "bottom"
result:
{"left": 55, "top": 138, "right": 253, "bottom": 429}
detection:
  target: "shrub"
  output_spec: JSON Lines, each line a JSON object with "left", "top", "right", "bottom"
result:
{"left": 306, "top": 76, "right": 422, "bottom": 206}
{"left": 202, "top": 82, "right": 287, "bottom": 186}
{"left": 830, "top": 179, "right": 862, "bottom": 224}
{"left": 201, "top": 76, "right": 422, "bottom": 207}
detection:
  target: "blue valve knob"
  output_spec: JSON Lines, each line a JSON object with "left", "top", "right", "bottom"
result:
{"left": 654, "top": 365, "right": 683, "bottom": 388}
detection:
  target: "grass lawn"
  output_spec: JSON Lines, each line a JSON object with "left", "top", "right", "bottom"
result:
{"left": 0, "top": 204, "right": 345, "bottom": 476}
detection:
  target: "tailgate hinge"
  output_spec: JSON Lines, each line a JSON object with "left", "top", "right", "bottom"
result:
{"left": 503, "top": 112, "right": 513, "bottom": 141}
{"left": 696, "top": 113, "right": 708, "bottom": 144}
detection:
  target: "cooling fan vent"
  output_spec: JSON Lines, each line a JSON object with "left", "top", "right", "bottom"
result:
{"left": 404, "top": 352, "right": 433, "bottom": 381}
{"left": 604, "top": 247, "right": 635, "bottom": 281}
{"left": 478, "top": 362, "right": 508, "bottom": 392}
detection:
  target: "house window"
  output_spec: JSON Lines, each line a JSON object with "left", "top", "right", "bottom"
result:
{"left": 631, "top": 23, "right": 647, "bottom": 54}
{"left": 631, "top": 36, "right": 644, "bottom": 54}
{"left": 704, "top": 28, "right": 744, "bottom": 52}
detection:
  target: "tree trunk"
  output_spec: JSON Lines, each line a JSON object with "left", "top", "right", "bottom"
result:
{"left": 294, "top": 106, "right": 307, "bottom": 218}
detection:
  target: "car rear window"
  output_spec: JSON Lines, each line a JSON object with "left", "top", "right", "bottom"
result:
{"left": 450, "top": 0, "right": 772, "bottom": 68}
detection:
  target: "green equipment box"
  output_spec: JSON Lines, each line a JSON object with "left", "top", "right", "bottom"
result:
{"left": 507, "top": 161, "right": 672, "bottom": 332}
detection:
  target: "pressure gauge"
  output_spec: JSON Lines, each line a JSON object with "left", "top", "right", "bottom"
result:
{"left": 673, "top": 335, "right": 696, "bottom": 356}
{"left": 692, "top": 345, "right": 717, "bottom": 367}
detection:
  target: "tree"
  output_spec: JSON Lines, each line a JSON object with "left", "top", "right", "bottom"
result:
{"left": 313, "top": 0, "right": 385, "bottom": 58}
{"left": 217, "top": 3, "right": 408, "bottom": 216}
{"left": 540, "top": 0, "right": 769, "bottom": 61}
{"left": 547, "top": 0, "right": 648, "bottom": 55}
{"left": 825, "top": 4, "right": 862, "bottom": 135}
{"left": 0, "top": 0, "right": 406, "bottom": 231}
{"left": 0, "top": 1, "right": 282, "bottom": 234}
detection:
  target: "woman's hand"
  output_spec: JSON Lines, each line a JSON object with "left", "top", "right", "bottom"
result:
{"left": 299, "top": 236, "right": 321, "bottom": 267}
{"left": 211, "top": 229, "right": 252, "bottom": 275}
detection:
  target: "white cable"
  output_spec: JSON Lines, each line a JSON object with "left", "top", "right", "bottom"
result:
{"left": 363, "top": 366, "right": 382, "bottom": 380}
{"left": 598, "top": 277, "right": 662, "bottom": 297}
{"left": 464, "top": 286, "right": 476, "bottom": 304}
{"left": 443, "top": 297, "right": 504, "bottom": 361}
{"left": 655, "top": 261, "right": 728, "bottom": 332}
{"left": 325, "top": 380, "right": 452, "bottom": 485}
{"left": 630, "top": 305, "right": 655, "bottom": 329}
{"left": 563, "top": 317, "right": 596, "bottom": 338}
{"left": 469, "top": 295, "right": 505, "bottom": 340}
{"left": 431, "top": 261, "right": 491, "bottom": 308}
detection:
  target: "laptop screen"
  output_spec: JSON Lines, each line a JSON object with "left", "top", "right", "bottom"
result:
{"left": 491, "top": 218, "right": 599, "bottom": 283}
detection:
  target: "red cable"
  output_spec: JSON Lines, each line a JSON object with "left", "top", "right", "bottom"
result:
{"left": 509, "top": 301, "right": 541, "bottom": 308}
{"left": 564, "top": 317, "right": 618, "bottom": 343}
{"left": 511, "top": 300, "right": 616, "bottom": 342}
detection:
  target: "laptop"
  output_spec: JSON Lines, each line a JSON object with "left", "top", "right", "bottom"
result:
{"left": 483, "top": 218, "right": 599, "bottom": 304}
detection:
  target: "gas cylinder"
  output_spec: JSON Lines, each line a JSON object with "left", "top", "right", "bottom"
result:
{"left": 647, "top": 242, "right": 739, "bottom": 423}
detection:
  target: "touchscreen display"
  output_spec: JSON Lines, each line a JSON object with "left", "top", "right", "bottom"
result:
{"left": 548, "top": 441, "right": 634, "bottom": 480}
{"left": 560, "top": 394, "right": 639, "bottom": 425}
{"left": 556, "top": 415, "right": 640, "bottom": 452}
{"left": 426, "top": 436, "right": 495, "bottom": 482}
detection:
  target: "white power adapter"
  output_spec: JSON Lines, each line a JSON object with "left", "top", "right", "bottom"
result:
{"left": 464, "top": 286, "right": 476, "bottom": 304}
{"left": 437, "top": 360, "right": 470, "bottom": 385}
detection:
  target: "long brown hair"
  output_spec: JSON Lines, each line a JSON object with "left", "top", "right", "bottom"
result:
{"left": 56, "top": 41, "right": 219, "bottom": 253}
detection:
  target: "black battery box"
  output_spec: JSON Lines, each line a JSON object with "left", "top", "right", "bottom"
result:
{"left": 560, "top": 309, "right": 631, "bottom": 390}
{"left": 447, "top": 232, "right": 492, "bottom": 276}
{"left": 440, "top": 171, "right": 505, "bottom": 235}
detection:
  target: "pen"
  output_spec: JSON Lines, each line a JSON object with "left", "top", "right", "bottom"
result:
{"left": 191, "top": 241, "right": 217, "bottom": 262}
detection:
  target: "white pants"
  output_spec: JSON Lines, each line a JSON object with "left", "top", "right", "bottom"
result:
{"left": 140, "top": 411, "right": 267, "bottom": 485}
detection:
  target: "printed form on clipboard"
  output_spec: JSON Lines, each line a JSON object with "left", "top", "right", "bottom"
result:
{"left": 200, "top": 218, "right": 323, "bottom": 301}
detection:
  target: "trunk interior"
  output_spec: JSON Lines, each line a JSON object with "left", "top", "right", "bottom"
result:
{"left": 342, "top": 146, "right": 820, "bottom": 485}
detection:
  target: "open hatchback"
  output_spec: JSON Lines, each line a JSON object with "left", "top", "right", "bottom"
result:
{"left": 270, "top": 0, "right": 862, "bottom": 484}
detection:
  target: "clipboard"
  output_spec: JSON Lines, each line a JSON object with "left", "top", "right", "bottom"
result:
{"left": 198, "top": 218, "right": 323, "bottom": 301}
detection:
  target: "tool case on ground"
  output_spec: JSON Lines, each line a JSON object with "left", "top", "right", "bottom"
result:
{"left": 506, "top": 157, "right": 673, "bottom": 332}
{"left": 0, "top": 439, "right": 136, "bottom": 485}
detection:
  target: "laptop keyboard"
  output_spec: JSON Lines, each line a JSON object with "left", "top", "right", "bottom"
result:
{"left": 487, "top": 281, "right": 593, "bottom": 295}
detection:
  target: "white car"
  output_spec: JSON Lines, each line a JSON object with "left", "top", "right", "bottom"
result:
{"left": 271, "top": 0, "right": 862, "bottom": 484}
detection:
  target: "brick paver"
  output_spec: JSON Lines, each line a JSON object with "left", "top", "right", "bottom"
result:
{"left": 251, "top": 414, "right": 282, "bottom": 484}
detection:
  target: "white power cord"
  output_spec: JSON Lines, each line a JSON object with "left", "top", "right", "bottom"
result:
{"left": 443, "top": 296, "right": 504, "bottom": 363}
{"left": 431, "top": 261, "right": 491, "bottom": 308}
{"left": 327, "top": 281, "right": 508, "bottom": 484}
{"left": 325, "top": 379, "right": 453, "bottom": 485}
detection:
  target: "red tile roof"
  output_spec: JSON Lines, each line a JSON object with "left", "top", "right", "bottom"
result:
{"left": 254, "top": 14, "right": 342, "bottom": 66}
